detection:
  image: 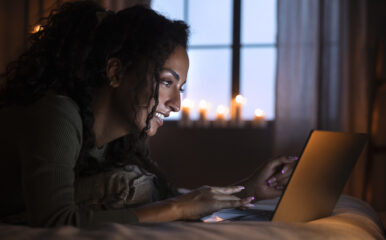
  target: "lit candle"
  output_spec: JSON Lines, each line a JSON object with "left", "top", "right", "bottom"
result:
{"left": 214, "top": 104, "right": 228, "bottom": 127}
{"left": 32, "top": 25, "right": 43, "bottom": 33}
{"left": 198, "top": 100, "right": 210, "bottom": 127}
{"left": 231, "top": 94, "right": 246, "bottom": 127}
{"left": 199, "top": 100, "right": 208, "bottom": 120}
{"left": 179, "top": 99, "right": 194, "bottom": 127}
{"left": 253, "top": 108, "right": 267, "bottom": 128}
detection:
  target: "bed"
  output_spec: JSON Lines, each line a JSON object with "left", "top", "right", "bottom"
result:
{"left": 0, "top": 195, "right": 384, "bottom": 240}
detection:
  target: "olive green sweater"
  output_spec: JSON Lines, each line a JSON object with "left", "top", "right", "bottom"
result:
{"left": 0, "top": 92, "right": 138, "bottom": 227}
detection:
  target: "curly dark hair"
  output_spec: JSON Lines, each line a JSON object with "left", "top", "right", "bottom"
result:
{"left": 0, "top": 1, "right": 189, "bottom": 199}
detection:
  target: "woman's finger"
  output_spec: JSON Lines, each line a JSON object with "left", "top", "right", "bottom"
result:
{"left": 266, "top": 156, "right": 288, "bottom": 169}
{"left": 277, "top": 176, "right": 290, "bottom": 187}
{"left": 266, "top": 161, "right": 297, "bottom": 185}
{"left": 220, "top": 196, "right": 254, "bottom": 209}
{"left": 267, "top": 168, "right": 291, "bottom": 185}
{"left": 283, "top": 156, "right": 299, "bottom": 162}
{"left": 266, "top": 177, "right": 278, "bottom": 187}
{"left": 211, "top": 186, "right": 245, "bottom": 195}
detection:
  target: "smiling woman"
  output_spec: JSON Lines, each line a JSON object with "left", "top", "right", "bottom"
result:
{"left": 0, "top": 0, "right": 296, "bottom": 228}
{"left": 136, "top": 46, "right": 189, "bottom": 136}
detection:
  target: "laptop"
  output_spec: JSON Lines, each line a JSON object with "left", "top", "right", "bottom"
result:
{"left": 202, "top": 130, "right": 368, "bottom": 223}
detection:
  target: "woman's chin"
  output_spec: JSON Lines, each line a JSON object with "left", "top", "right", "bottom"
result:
{"left": 146, "top": 125, "right": 159, "bottom": 137}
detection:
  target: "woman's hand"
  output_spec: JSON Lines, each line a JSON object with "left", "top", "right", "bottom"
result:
{"left": 135, "top": 185, "right": 254, "bottom": 222}
{"left": 241, "top": 156, "right": 298, "bottom": 201}
{"left": 172, "top": 185, "right": 254, "bottom": 220}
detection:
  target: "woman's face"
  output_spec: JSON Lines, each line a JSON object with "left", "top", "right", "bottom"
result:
{"left": 136, "top": 45, "right": 189, "bottom": 136}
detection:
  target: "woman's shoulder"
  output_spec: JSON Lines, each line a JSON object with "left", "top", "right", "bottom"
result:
{"left": 27, "top": 91, "right": 83, "bottom": 131}
{"left": 34, "top": 91, "right": 81, "bottom": 115}
{"left": 0, "top": 91, "right": 84, "bottom": 144}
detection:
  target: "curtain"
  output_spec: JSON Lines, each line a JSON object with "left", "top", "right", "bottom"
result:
{"left": 274, "top": 0, "right": 385, "bottom": 211}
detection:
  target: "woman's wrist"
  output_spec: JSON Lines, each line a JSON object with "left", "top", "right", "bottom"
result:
{"left": 135, "top": 198, "right": 181, "bottom": 222}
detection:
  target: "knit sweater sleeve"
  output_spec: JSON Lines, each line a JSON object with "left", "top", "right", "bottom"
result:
{"left": 20, "top": 94, "right": 138, "bottom": 227}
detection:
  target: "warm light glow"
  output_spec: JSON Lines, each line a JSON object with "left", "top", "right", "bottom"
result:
{"left": 235, "top": 95, "right": 243, "bottom": 103}
{"left": 182, "top": 99, "right": 194, "bottom": 109}
{"left": 235, "top": 94, "right": 246, "bottom": 105}
{"left": 199, "top": 100, "right": 208, "bottom": 110}
{"left": 216, "top": 105, "right": 228, "bottom": 115}
{"left": 202, "top": 216, "right": 224, "bottom": 223}
{"left": 255, "top": 109, "right": 265, "bottom": 117}
{"left": 32, "top": 25, "right": 43, "bottom": 33}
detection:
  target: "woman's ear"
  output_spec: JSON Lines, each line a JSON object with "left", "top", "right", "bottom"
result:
{"left": 106, "top": 58, "right": 122, "bottom": 88}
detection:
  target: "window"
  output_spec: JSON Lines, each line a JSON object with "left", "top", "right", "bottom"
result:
{"left": 151, "top": 0, "right": 277, "bottom": 120}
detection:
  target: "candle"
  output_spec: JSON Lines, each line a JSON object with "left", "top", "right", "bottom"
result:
{"left": 253, "top": 108, "right": 267, "bottom": 128}
{"left": 214, "top": 104, "right": 228, "bottom": 127}
{"left": 231, "top": 94, "right": 246, "bottom": 127}
{"left": 199, "top": 100, "right": 208, "bottom": 120}
{"left": 179, "top": 99, "right": 194, "bottom": 127}
{"left": 197, "top": 100, "right": 210, "bottom": 127}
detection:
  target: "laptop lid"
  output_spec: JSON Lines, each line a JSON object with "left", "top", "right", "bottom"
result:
{"left": 271, "top": 130, "right": 368, "bottom": 222}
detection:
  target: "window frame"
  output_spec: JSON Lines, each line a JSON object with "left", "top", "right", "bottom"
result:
{"left": 153, "top": 0, "right": 277, "bottom": 121}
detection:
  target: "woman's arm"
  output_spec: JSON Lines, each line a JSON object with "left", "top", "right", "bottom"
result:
{"left": 135, "top": 186, "right": 254, "bottom": 222}
{"left": 20, "top": 95, "right": 254, "bottom": 226}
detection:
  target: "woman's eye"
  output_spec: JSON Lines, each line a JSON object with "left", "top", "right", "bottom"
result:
{"left": 179, "top": 86, "right": 186, "bottom": 93}
{"left": 161, "top": 80, "right": 172, "bottom": 87}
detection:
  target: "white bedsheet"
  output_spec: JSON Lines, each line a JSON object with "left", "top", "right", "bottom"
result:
{"left": 0, "top": 195, "right": 385, "bottom": 240}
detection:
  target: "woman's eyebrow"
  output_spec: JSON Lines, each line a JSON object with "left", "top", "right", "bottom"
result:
{"left": 161, "top": 68, "right": 180, "bottom": 81}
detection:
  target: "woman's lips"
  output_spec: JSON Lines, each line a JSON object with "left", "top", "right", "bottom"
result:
{"left": 155, "top": 115, "right": 164, "bottom": 126}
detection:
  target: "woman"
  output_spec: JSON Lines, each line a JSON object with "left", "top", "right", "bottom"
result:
{"left": 0, "top": 1, "right": 297, "bottom": 227}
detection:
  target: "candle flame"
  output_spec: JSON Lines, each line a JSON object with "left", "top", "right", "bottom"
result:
{"left": 199, "top": 100, "right": 208, "bottom": 110}
{"left": 255, "top": 109, "right": 265, "bottom": 117}
{"left": 182, "top": 99, "right": 194, "bottom": 109}
{"left": 32, "top": 25, "right": 43, "bottom": 33}
{"left": 235, "top": 94, "right": 246, "bottom": 105}
{"left": 216, "top": 105, "right": 227, "bottom": 114}
{"left": 235, "top": 95, "right": 243, "bottom": 103}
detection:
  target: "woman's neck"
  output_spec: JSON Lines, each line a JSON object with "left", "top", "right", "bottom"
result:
{"left": 92, "top": 87, "right": 129, "bottom": 148}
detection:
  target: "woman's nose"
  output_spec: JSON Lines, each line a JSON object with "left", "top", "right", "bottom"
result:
{"left": 166, "top": 90, "right": 181, "bottom": 112}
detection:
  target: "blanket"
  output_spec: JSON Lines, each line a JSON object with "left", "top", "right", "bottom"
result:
{"left": 0, "top": 195, "right": 384, "bottom": 240}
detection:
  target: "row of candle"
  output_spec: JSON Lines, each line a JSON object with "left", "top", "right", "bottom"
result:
{"left": 180, "top": 95, "right": 267, "bottom": 128}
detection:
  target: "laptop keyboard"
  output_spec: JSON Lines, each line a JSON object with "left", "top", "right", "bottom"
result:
{"left": 230, "top": 210, "right": 274, "bottom": 221}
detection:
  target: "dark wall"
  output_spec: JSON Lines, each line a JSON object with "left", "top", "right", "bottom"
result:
{"left": 148, "top": 121, "right": 274, "bottom": 189}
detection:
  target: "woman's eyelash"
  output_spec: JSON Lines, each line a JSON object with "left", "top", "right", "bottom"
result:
{"left": 161, "top": 80, "right": 172, "bottom": 86}
{"left": 161, "top": 79, "right": 185, "bottom": 92}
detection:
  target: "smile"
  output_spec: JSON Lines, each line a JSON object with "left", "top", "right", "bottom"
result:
{"left": 155, "top": 112, "right": 165, "bottom": 126}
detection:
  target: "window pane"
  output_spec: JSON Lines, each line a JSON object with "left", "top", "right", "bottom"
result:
{"left": 151, "top": 0, "right": 184, "bottom": 20}
{"left": 188, "top": 0, "right": 232, "bottom": 45}
{"left": 184, "top": 49, "right": 232, "bottom": 120}
{"left": 241, "top": 0, "right": 276, "bottom": 44}
{"left": 240, "top": 47, "right": 276, "bottom": 120}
